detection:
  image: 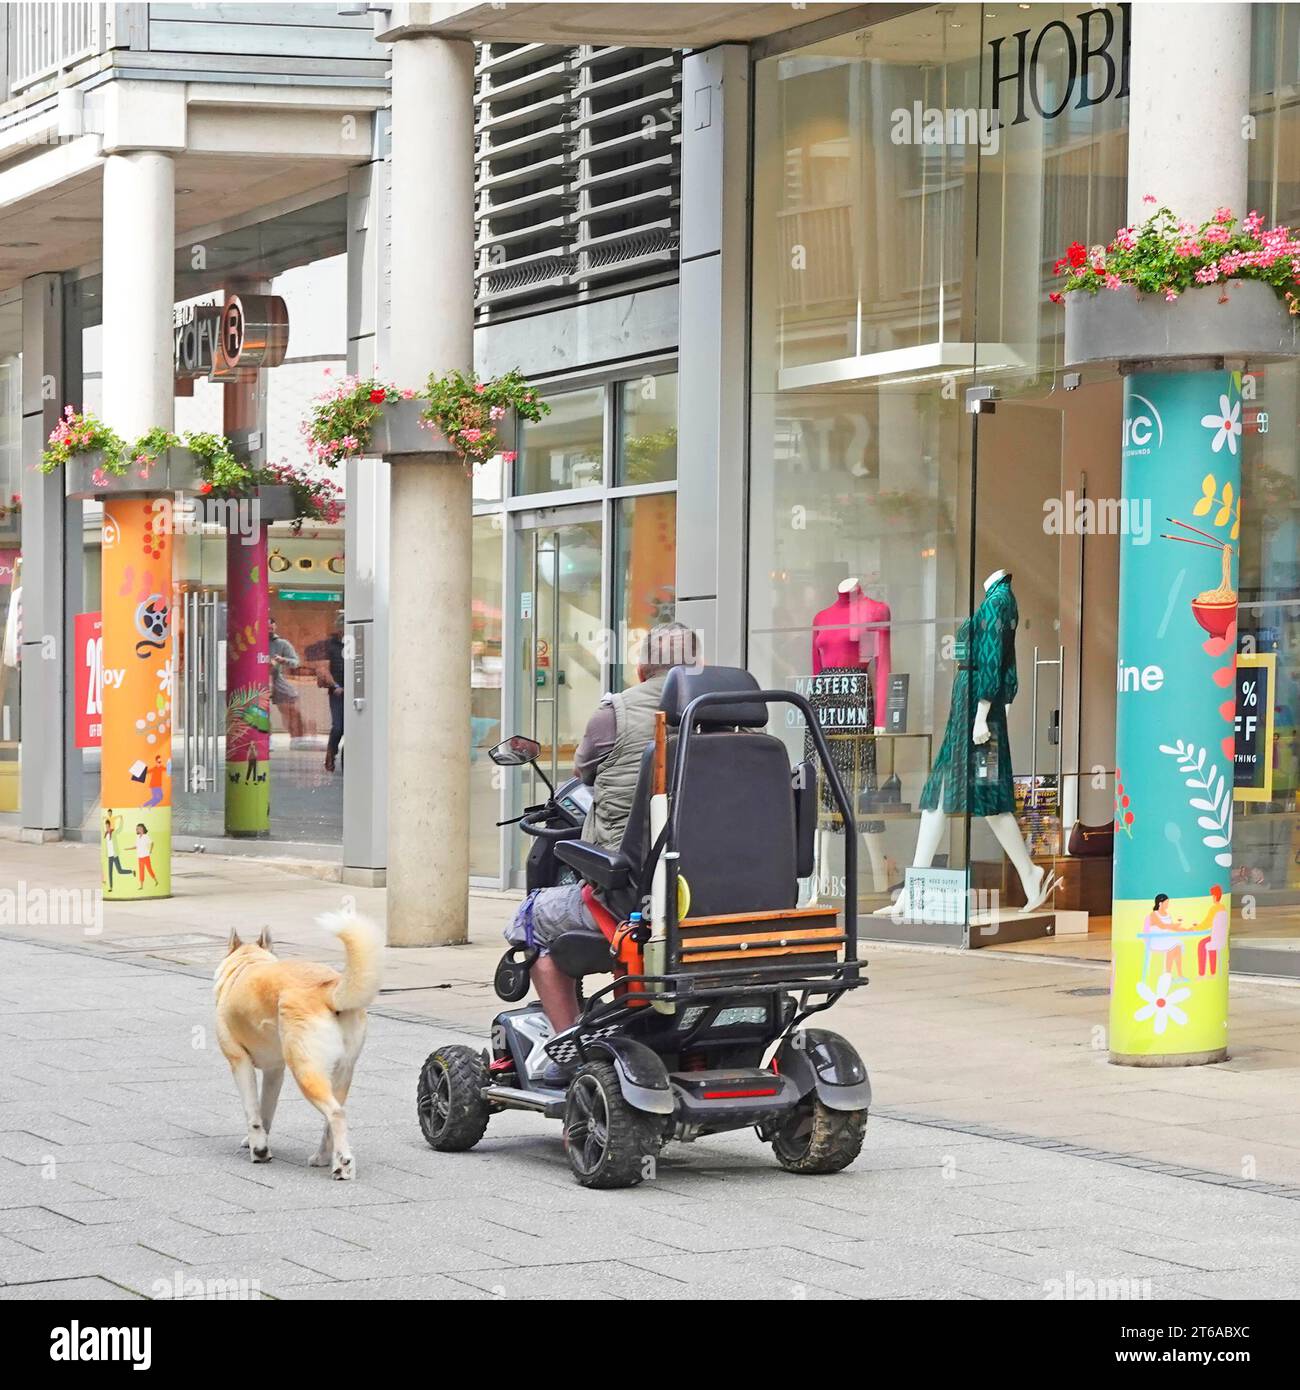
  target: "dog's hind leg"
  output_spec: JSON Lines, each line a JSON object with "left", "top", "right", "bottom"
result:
{"left": 292, "top": 1065, "right": 353, "bottom": 1180}
{"left": 260, "top": 1065, "right": 285, "bottom": 1138}
{"left": 231, "top": 1055, "right": 271, "bottom": 1162}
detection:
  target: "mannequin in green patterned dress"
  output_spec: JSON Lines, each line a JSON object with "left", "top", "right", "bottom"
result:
{"left": 876, "top": 570, "right": 1059, "bottom": 919}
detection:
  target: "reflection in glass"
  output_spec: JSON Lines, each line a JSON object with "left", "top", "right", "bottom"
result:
{"left": 516, "top": 386, "right": 604, "bottom": 493}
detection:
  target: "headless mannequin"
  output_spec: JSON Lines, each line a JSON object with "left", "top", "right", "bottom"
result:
{"left": 877, "top": 568, "right": 1056, "bottom": 918}
{"left": 810, "top": 576, "right": 890, "bottom": 896}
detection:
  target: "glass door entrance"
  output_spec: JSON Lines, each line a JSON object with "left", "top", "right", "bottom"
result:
{"left": 518, "top": 512, "right": 605, "bottom": 787}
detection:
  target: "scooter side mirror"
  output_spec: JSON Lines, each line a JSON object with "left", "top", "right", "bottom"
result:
{"left": 488, "top": 735, "right": 542, "bottom": 767}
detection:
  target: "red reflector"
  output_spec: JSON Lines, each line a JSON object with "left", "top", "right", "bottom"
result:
{"left": 701, "top": 1086, "right": 780, "bottom": 1100}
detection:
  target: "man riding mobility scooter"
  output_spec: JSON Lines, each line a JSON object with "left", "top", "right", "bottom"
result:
{"left": 416, "top": 666, "right": 872, "bottom": 1189}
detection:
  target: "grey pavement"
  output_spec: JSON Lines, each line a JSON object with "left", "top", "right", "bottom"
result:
{"left": 1, "top": 935, "right": 1299, "bottom": 1300}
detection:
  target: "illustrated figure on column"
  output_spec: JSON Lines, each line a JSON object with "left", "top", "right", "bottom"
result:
{"left": 880, "top": 568, "right": 1059, "bottom": 919}
{"left": 807, "top": 576, "right": 891, "bottom": 896}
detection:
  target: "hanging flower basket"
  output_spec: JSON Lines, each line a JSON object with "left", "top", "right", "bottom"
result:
{"left": 64, "top": 447, "right": 204, "bottom": 500}
{"left": 369, "top": 396, "right": 458, "bottom": 457}
{"left": 1065, "top": 280, "right": 1300, "bottom": 367}
{"left": 1053, "top": 204, "right": 1300, "bottom": 367}
{"left": 301, "top": 368, "right": 545, "bottom": 470}
{"left": 191, "top": 483, "right": 298, "bottom": 527}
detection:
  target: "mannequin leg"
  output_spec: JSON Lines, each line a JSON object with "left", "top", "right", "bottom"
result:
{"left": 872, "top": 808, "right": 947, "bottom": 916}
{"left": 911, "top": 809, "right": 946, "bottom": 869}
{"left": 984, "top": 812, "right": 1053, "bottom": 913}
{"left": 862, "top": 830, "right": 889, "bottom": 894}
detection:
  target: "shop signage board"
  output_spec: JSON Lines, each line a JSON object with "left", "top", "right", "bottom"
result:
{"left": 174, "top": 294, "right": 289, "bottom": 380}
{"left": 902, "top": 867, "right": 967, "bottom": 926}
{"left": 885, "top": 673, "right": 910, "bottom": 733}
{"left": 1234, "top": 652, "right": 1276, "bottom": 802}
{"left": 74, "top": 611, "right": 102, "bottom": 749}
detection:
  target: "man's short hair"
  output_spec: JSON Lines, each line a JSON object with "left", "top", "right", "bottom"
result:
{"left": 640, "top": 621, "right": 701, "bottom": 676}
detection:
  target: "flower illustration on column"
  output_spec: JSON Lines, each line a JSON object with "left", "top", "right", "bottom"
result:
{"left": 1114, "top": 765, "right": 1136, "bottom": 838}
{"left": 1200, "top": 394, "right": 1242, "bottom": 455}
{"left": 1134, "top": 972, "right": 1191, "bottom": 1036}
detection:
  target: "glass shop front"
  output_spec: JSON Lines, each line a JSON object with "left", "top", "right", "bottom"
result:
{"left": 748, "top": 3, "right": 1300, "bottom": 974}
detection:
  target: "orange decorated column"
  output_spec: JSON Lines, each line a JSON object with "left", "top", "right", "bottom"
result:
{"left": 100, "top": 498, "right": 173, "bottom": 898}
{"left": 98, "top": 147, "right": 176, "bottom": 900}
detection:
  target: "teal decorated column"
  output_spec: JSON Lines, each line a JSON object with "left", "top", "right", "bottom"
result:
{"left": 1109, "top": 370, "right": 1240, "bottom": 1064}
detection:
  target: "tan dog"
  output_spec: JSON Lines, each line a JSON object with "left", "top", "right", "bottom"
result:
{"left": 213, "top": 911, "right": 384, "bottom": 1180}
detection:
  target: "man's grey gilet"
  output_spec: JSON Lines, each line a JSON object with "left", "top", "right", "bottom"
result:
{"left": 583, "top": 673, "right": 667, "bottom": 852}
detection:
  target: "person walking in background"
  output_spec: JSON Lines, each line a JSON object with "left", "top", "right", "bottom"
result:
{"left": 269, "top": 617, "right": 304, "bottom": 740}
{"left": 321, "top": 612, "right": 346, "bottom": 773}
{"left": 103, "top": 810, "right": 128, "bottom": 891}
{"left": 135, "top": 823, "right": 157, "bottom": 889}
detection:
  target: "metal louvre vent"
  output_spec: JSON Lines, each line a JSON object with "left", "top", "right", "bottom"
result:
{"left": 475, "top": 41, "right": 680, "bottom": 320}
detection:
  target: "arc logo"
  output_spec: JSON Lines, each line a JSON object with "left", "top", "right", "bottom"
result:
{"left": 1123, "top": 393, "right": 1163, "bottom": 453}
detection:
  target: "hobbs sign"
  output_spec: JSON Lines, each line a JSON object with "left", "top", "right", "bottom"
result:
{"left": 990, "top": 4, "right": 1130, "bottom": 127}
{"left": 174, "top": 293, "right": 289, "bottom": 381}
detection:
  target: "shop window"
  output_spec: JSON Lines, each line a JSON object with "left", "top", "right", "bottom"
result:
{"left": 616, "top": 372, "right": 677, "bottom": 484}
{"left": 515, "top": 385, "right": 604, "bottom": 494}
{"left": 470, "top": 515, "right": 504, "bottom": 876}
{"left": 612, "top": 494, "right": 677, "bottom": 691}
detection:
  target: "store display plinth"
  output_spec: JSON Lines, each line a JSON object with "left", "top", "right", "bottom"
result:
{"left": 967, "top": 907, "right": 1058, "bottom": 948}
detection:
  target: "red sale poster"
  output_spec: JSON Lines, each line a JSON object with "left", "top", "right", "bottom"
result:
{"left": 74, "top": 611, "right": 103, "bottom": 749}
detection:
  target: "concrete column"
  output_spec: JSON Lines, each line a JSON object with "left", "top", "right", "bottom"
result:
{"left": 675, "top": 45, "right": 749, "bottom": 667}
{"left": 102, "top": 153, "right": 175, "bottom": 439}
{"left": 1107, "top": 5, "right": 1251, "bottom": 1064}
{"left": 383, "top": 31, "right": 475, "bottom": 945}
{"left": 343, "top": 150, "right": 390, "bottom": 887}
{"left": 100, "top": 151, "right": 175, "bottom": 899}
{"left": 1126, "top": 4, "right": 1250, "bottom": 225}
{"left": 19, "top": 274, "right": 65, "bottom": 835}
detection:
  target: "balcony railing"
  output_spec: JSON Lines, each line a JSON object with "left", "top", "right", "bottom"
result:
{"left": 8, "top": 2, "right": 104, "bottom": 97}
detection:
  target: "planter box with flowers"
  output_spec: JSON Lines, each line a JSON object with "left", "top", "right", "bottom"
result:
{"left": 64, "top": 446, "right": 204, "bottom": 501}
{"left": 302, "top": 369, "right": 545, "bottom": 471}
{"left": 1054, "top": 204, "right": 1300, "bottom": 367}
{"left": 192, "top": 483, "right": 297, "bottom": 527}
{"left": 44, "top": 415, "right": 342, "bottom": 534}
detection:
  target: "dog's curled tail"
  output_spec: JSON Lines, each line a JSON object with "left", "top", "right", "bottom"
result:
{"left": 318, "top": 910, "right": 385, "bottom": 1012}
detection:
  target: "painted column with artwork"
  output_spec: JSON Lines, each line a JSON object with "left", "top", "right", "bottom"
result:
{"left": 224, "top": 526, "right": 271, "bottom": 835}
{"left": 100, "top": 498, "right": 173, "bottom": 899}
{"left": 1109, "top": 370, "right": 1240, "bottom": 1064}
{"left": 99, "top": 146, "right": 176, "bottom": 900}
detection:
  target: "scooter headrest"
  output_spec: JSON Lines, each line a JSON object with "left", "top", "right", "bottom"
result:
{"left": 660, "top": 665, "right": 768, "bottom": 729}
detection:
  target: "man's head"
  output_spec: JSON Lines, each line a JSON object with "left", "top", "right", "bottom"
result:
{"left": 269, "top": 618, "right": 278, "bottom": 637}
{"left": 637, "top": 621, "right": 701, "bottom": 682}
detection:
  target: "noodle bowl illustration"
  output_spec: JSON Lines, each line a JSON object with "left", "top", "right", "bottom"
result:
{"left": 1160, "top": 517, "right": 1237, "bottom": 637}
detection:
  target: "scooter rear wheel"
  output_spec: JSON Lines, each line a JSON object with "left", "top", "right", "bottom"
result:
{"left": 418, "top": 1046, "right": 491, "bottom": 1152}
{"left": 770, "top": 1097, "right": 867, "bottom": 1175}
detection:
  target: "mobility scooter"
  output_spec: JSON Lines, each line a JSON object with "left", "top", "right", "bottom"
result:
{"left": 416, "top": 666, "right": 872, "bottom": 1189}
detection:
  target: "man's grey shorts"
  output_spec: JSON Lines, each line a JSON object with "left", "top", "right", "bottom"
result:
{"left": 505, "top": 882, "right": 599, "bottom": 953}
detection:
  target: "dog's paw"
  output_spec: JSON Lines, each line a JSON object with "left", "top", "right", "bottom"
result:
{"left": 331, "top": 1153, "right": 355, "bottom": 1181}
{"left": 250, "top": 1144, "right": 272, "bottom": 1164}
{"left": 307, "top": 1150, "right": 331, "bottom": 1167}
{"left": 239, "top": 1136, "right": 249, "bottom": 1149}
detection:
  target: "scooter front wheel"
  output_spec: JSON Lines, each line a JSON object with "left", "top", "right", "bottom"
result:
{"left": 562, "top": 1061, "right": 662, "bottom": 1189}
{"left": 417, "top": 1045, "right": 491, "bottom": 1152}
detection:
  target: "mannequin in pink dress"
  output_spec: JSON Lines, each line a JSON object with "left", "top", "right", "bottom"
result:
{"left": 812, "top": 582, "right": 891, "bottom": 700}
{"left": 807, "top": 578, "right": 892, "bottom": 897}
